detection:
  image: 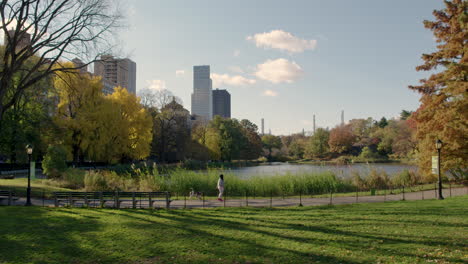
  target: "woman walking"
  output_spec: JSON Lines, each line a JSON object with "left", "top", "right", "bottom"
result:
{"left": 217, "top": 174, "right": 224, "bottom": 201}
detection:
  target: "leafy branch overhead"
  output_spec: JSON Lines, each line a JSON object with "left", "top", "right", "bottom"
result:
{"left": 0, "top": 0, "right": 122, "bottom": 124}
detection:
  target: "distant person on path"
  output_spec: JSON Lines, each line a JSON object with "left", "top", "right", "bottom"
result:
{"left": 217, "top": 174, "right": 224, "bottom": 201}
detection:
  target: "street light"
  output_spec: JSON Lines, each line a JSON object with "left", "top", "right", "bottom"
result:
{"left": 435, "top": 139, "right": 443, "bottom": 200}
{"left": 25, "top": 144, "right": 33, "bottom": 206}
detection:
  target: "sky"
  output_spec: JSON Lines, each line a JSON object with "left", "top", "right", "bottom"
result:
{"left": 118, "top": 0, "right": 444, "bottom": 135}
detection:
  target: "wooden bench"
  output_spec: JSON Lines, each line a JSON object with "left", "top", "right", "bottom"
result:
{"left": 116, "top": 192, "right": 172, "bottom": 209}
{"left": 53, "top": 191, "right": 172, "bottom": 209}
{"left": 0, "top": 190, "right": 19, "bottom": 205}
{"left": 54, "top": 192, "right": 116, "bottom": 207}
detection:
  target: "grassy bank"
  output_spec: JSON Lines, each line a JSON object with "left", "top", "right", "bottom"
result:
{"left": 0, "top": 178, "right": 73, "bottom": 198}
{"left": 1, "top": 196, "right": 467, "bottom": 263}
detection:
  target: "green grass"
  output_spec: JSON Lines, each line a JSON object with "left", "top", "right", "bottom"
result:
{"left": 0, "top": 178, "right": 73, "bottom": 198}
{"left": 1, "top": 196, "right": 467, "bottom": 264}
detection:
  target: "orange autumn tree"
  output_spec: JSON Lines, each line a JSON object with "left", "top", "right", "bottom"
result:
{"left": 409, "top": 0, "right": 467, "bottom": 180}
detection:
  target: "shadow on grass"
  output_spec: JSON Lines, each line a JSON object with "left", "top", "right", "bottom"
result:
{"left": 0, "top": 197, "right": 466, "bottom": 263}
{"left": 0, "top": 207, "right": 109, "bottom": 264}
{"left": 117, "top": 199, "right": 467, "bottom": 263}
{"left": 93, "top": 209, "right": 358, "bottom": 264}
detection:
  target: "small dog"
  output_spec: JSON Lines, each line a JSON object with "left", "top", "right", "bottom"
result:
{"left": 189, "top": 188, "right": 203, "bottom": 200}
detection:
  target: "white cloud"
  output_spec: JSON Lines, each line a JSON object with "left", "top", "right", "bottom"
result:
{"left": 211, "top": 73, "right": 256, "bottom": 87}
{"left": 247, "top": 30, "right": 317, "bottom": 53}
{"left": 228, "top": 66, "right": 244, "bottom": 74}
{"left": 262, "top": 90, "right": 278, "bottom": 97}
{"left": 145, "top": 79, "right": 166, "bottom": 90}
{"left": 175, "top": 70, "right": 185, "bottom": 76}
{"left": 233, "top": 49, "right": 240, "bottom": 57}
{"left": 254, "top": 58, "right": 303, "bottom": 84}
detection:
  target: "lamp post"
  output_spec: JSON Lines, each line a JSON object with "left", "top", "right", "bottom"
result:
{"left": 25, "top": 144, "right": 33, "bottom": 206}
{"left": 435, "top": 139, "right": 443, "bottom": 200}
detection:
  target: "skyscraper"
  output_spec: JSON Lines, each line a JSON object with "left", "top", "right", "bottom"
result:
{"left": 212, "top": 88, "right": 231, "bottom": 118}
{"left": 94, "top": 55, "right": 136, "bottom": 94}
{"left": 3, "top": 30, "right": 31, "bottom": 51}
{"left": 261, "top": 118, "right": 265, "bottom": 135}
{"left": 191, "top": 65, "right": 212, "bottom": 120}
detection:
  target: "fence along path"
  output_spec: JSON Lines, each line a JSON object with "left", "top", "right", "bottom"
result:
{"left": 10, "top": 187, "right": 467, "bottom": 209}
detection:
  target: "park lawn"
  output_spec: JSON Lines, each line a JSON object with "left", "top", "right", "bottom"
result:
{"left": 1, "top": 197, "right": 467, "bottom": 264}
{"left": 0, "top": 178, "right": 73, "bottom": 198}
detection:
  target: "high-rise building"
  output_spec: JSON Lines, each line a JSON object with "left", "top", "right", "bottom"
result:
{"left": 3, "top": 30, "right": 31, "bottom": 51}
{"left": 72, "top": 58, "right": 88, "bottom": 73}
{"left": 313, "top": 115, "right": 316, "bottom": 133}
{"left": 191, "top": 65, "right": 212, "bottom": 120}
{"left": 94, "top": 55, "right": 136, "bottom": 94}
{"left": 212, "top": 88, "right": 231, "bottom": 118}
{"left": 341, "top": 110, "right": 344, "bottom": 125}
{"left": 261, "top": 118, "right": 265, "bottom": 135}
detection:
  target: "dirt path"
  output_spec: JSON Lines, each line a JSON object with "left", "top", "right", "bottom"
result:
{"left": 8, "top": 187, "right": 467, "bottom": 209}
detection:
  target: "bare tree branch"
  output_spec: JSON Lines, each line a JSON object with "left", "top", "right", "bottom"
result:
{"left": 0, "top": 0, "right": 123, "bottom": 124}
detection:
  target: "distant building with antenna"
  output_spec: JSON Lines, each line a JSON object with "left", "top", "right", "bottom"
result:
{"left": 261, "top": 118, "right": 264, "bottom": 135}
{"left": 341, "top": 110, "right": 344, "bottom": 125}
{"left": 313, "top": 114, "right": 316, "bottom": 133}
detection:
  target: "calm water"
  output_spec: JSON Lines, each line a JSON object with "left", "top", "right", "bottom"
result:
{"left": 223, "top": 162, "right": 417, "bottom": 179}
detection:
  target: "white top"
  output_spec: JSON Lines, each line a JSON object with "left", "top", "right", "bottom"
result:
{"left": 217, "top": 178, "right": 224, "bottom": 189}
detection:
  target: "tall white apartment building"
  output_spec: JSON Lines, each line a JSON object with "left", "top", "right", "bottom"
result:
{"left": 191, "top": 65, "right": 212, "bottom": 120}
{"left": 94, "top": 55, "right": 136, "bottom": 95}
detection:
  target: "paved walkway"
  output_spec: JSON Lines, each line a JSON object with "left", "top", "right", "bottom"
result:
{"left": 6, "top": 187, "right": 467, "bottom": 209}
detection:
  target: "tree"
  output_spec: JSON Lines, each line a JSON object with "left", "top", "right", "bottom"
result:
{"left": 139, "top": 88, "right": 183, "bottom": 109}
{"left": 152, "top": 97, "right": 190, "bottom": 162}
{"left": 400, "top": 110, "right": 413, "bottom": 120}
{"left": 239, "top": 119, "right": 262, "bottom": 160}
{"left": 53, "top": 62, "right": 104, "bottom": 162}
{"left": 0, "top": 0, "right": 121, "bottom": 125}
{"left": 0, "top": 73, "right": 53, "bottom": 162}
{"left": 288, "top": 140, "right": 305, "bottom": 159}
{"left": 377, "top": 117, "right": 388, "bottom": 128}
{"left": 348, "top": 118, "right": 377, "bottom": 151}
{"left": 42, "top": 145, "right": 68, "bottom": 178}
{"left": 106, "top": 87, "right": 152, "bottom": 162}
{"left": 305, "top": 128, "right": 330, "bottom": 158}
{"left": 371, "top": 119, "right": 416, "bottom": 159}
{"left": 328, "top": 125, "right": 356, "bottom": 154}
{"left": 207, "top": 116, "right": 246, "bottom": 161}
{"left": 262, "top": 134, "right": 282, "bottom": 160}
{"left": 408, "top": 0, "right": 467, "bottom": 179}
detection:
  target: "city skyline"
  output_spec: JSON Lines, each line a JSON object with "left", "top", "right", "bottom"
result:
{"left": 118, "top": 0, "right": 445, "bottom": 135}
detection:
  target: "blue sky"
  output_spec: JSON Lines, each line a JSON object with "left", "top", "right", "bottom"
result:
{"left": 120, "top": 0, "right": 443, "bottom": 135}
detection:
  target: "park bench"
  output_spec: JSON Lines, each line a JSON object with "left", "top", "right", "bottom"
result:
{"left": 116, "top": 192, "right": 172, "bottom": 209}
{"left": 0, "top": 190, "right": 19, "bottom": 205}
{"left": 54, "top": 191, "right": 115, "bottom": 207}
{"left": 54, "top": 192, "right": 98, "bottom": 207}
{"left": 53, "top": 191, "right": 172, "bottom": 209}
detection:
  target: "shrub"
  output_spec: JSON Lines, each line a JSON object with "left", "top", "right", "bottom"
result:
{"left": 366, "top": 168, "right": 388, "bottom": 190}
{"left": 334, "top": 156, "right": 352, "bottom": 165}
{"left": 60, "top": 168, "right": 85, "bottom": 189}
{"left": 42, "top": 145, "right": 68, "bottom": 178}
{"left": 84, "top": 170, "right": 108, "bottom": 191}
{"left": 393, "top": 169, "right": 421, "bottom": 187}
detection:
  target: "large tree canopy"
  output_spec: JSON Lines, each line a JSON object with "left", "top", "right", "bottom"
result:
{"left": 409, "top": 0, "right": 467, "bottom": 179}
{"left": 0, "top": 0, "right": 121, "bottom": 125}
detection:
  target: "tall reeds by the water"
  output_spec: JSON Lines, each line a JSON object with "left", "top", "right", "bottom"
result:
{"left": 82, "top": 167, "right": 370, "bottom": 196}
{"left": 50, "top": 161, "right": 423, "bottom": 196}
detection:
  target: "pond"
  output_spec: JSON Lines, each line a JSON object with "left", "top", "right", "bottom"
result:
{"left": 222, "top": 162, "right": 417, "bottom": 179}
